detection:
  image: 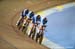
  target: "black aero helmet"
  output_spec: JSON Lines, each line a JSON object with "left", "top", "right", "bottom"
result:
{"left": 29, "top": 11, "right": 34, "bottom": 18}
{"left": 43, "top": 17, "right": 47, "bottom": 25}
{"left": 36, "top": 15, "right": 41, "bottom": 21}
{"left": 22, "top": 9, "right": 29, "bottom": 17}
{"left": 25, "top": 9, "right": 29, "bottom": 16}
{"left": 44, "top": 17, "right": 47, "bottom": 20}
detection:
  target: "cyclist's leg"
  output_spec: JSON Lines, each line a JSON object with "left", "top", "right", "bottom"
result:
{"left": 23, "top": 23, "right": 29, "bottom": 34}
{"left": 22, "top": 26, "right": 25, "bottom": 32}
{"left": 32, "top": 33, "right": 35, "bottom": 40}
{"left": 35, "top": 33, "right": 39, "bottom": 42}
{"left": 17, "top": 21, "right": 20, "bottom": 27}
{"left": 29, "top": 27, "right": 33, "bottom": 37}
{"left": 39, "top": 33, "right": 43, "bottom": 44}
{"left": 32, "top": 27, "right": 36, "bottom": 40}
{"left": 16, "top": 17, "right": 22, "bottom": 26}
{"left": 22, "top": 22, "right": 27, "bottom": 32}
{"left": 18, "top": 20, "right": 24, "bottom": 30}
{"left": 18, "top": 22, "right": 22, "bottom": 30}
{"left": 23, "top": 25, "right": 27, "bottom": 34}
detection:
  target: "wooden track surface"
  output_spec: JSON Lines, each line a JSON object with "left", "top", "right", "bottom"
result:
{"left": 0, "top": 0, "right": 74, "bottom": 49}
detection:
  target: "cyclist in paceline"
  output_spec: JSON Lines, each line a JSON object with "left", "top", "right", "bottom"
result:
{"left": 29, "top": 14, "right": 37, "bottom": 39}
{"left": 22, "top": 11, "right": 35, "bottom": 34}
{"left": 36, "top": 17, "right": 48, "bottom": 44}
{"left": 16, "top": 9, "right": 29, "bottom": 30}
{"left": 29, "top": 15, "right": 42, "bottom": 40}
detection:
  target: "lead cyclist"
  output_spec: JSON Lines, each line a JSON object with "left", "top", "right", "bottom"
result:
{"left": 36, "top": 17, "right": 48, "bottom": 44}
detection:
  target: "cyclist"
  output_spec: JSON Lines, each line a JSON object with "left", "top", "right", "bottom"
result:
{"left": 29, "top": 15, "right": 42, "bottom": 40}
{"left": 36, "top": 17, "right": 48, "bottom": 44}
{"left": 22, "top": 11, "right": 35, "bottom": 34}
{"left": 18, "top": 9, "right": 29, "bottom": 30}
{"left": 29, "top": 14, "right": 36, "bottom": 39}
{"left": 16, "top": 9, "right": 29, "bottom": 29}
